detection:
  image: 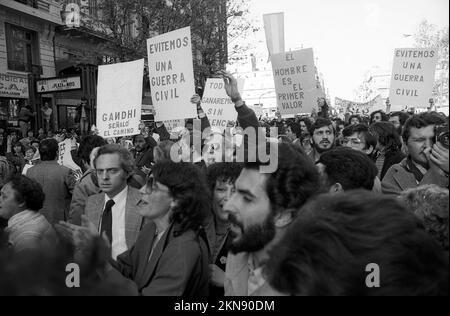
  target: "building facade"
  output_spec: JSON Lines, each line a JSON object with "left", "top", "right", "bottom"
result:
{"left": 0, "top": 0, "right": 63, "bottom": 133}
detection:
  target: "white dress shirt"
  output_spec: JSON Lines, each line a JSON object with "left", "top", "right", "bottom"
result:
{"left": 101, "top": 186, "right": 128, "bottom": 260}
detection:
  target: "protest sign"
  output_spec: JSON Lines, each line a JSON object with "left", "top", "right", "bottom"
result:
{"left": 271, "top": 48, "right": 318, "bottom": 116}
{"left": 97, "top": 59, "right": 144, "bottom": 138}
{"left": 147, "top": 27, "right": 197, "bottom": 121}
{"left": 163, "top": 119, "right": 185, "bottom": 134}
{"left": 201, "top": 78, "right": 239, "bottom": 130}
{"left": 58, "top": 139, "right": 82, "bottom": 176}
{"left": 389, "top": 48, "right": 438, "bottom": 111}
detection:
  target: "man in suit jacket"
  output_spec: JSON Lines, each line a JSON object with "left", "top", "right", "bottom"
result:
{"left": 106, "top": 221, "right": 209, "bottom": 296}
{"left": 85, "top": 144, "right": 144, "bottom": 259}
{"left": 27, "top": 139, "right": 76, "bottom": 224}
{"left": 57, "top": 160, "right": 210, "bottom": 296}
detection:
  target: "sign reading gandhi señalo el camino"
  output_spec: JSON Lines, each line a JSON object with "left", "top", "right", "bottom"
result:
{"left": 37, "top": 76, "right": 82, "bottom": 93}
{"left": 0, "top": 74, "right": 29, "bottom": 98}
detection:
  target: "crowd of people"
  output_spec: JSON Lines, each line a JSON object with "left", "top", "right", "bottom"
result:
{"left": 0, "top": 71, "right": 448, "bottom": 296}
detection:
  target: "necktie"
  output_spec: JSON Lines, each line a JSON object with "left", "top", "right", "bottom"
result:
{"left": 101, "top": 199, "right": 115, "bottom": 244}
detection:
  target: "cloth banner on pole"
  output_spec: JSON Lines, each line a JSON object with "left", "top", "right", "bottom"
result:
{"left": 263, "top": 13, "right": 285, "bottom": 58}
{"left": 96, "top": 59, "right": 144, "bottom": 138}
{"left": 147, "top": 27, "right": 197, "bottom": 122}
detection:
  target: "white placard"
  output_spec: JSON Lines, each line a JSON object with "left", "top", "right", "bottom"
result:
{"left": 163, "top": 119, "right": 186, "bottom": 134}
{"left": 147, "top": 27, "right": 197, "bottom": 121}
{"left": 389, "top": 48, "right": 438, "bottom": 111}
{"left": 201, "top": 78, "right": 238, "bottom": 131}
{"left": 58, "top": 139, "right": 82, "bottom": 173}
{"left": 96, "top": 59, "right": 144, "bottom": 138}
{"left": 271, "top": 48, "right": 318, "bottom": 116}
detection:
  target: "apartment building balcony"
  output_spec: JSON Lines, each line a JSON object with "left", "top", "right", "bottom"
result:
{"left": 0, "top": 0, "right": 64, "bottom": 25}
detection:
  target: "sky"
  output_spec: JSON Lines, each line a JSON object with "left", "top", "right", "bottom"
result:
{"left": 247, "top": 0, "right": 449, "bottom": 101}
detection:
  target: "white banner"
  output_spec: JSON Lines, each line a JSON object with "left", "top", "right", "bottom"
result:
{"left": 263, "top": 13, "right": 285, "bottom": 57}
{"left": 147, "top": 27, "right": 197, "bottom": 121}
{"left": 58, "top": 139, "right": 82, "bottom": 173}
{"left": 389, "top": 48, "right": 438, "bottom": 111}
{"left": 271, "top": 48, "right": 318, "bottom": 116}
{"left": 335, "top": 95, "right": 384, "bottom": 115}
{"left": 96, "top": 59, "right": 144, "bottom": 138}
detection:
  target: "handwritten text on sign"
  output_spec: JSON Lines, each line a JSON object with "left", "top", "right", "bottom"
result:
{"left": 201, "top": 79, "right": 238, "bottom": 130}
{"left": 96, "top": 59, "right": 144, "bottom": 138}
{"left": 147, "top": 27, "right": 197, "bottom": 121}
{"left": 389, "top": 48, "right": 438, "bottom": 110}
{"left": 271, "top": 48, "right": 317, "bottom": 116}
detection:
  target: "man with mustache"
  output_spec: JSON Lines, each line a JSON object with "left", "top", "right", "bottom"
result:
{"left": 223, "top": 143, "right": 320, "bottom": 296}
{"left": 382, "top": 112, "right": 449, "bottom": 195}
{"left": 307, "top": 118, "right": 336, "bottom": 163}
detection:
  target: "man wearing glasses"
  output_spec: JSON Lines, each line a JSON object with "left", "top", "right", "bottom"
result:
{"left": 341, "top": 124, "right": 381, "bottom": 192}
{"left": 83, "top": 144, "right": 144, "bottom": 259}
{"left": 341, "top": 124, "right": 377, "bottom": 156}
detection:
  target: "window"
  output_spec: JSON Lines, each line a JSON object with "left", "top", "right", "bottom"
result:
{"left": 5, "top": 23, "right": 40, "bottom": 73}
{"left": 88, "top": 0, "right": 98, "bottom": 18}
{"left": 14, "top": 0, "right": 38, "bottom": 8}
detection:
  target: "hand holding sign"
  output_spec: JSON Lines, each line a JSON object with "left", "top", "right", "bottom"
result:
{"left": 190, "top": 94, "right": 202, "bottom": 106}
{"left": 219, "top": 70, "right": 242, "bottom": 104}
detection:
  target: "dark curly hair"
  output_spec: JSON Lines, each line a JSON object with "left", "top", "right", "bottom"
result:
{"left": 244, "top": 143, "right": 320, "bottom": 217}
{"left": 206, "top": 162, "right": 243, "bottom": 191}
{"left": 266, "top": 190, "right": 449, "bottom": 296}
{"left": 402, "top": 112, "right": 446, "bottom": 143}
{"left": 7, "top": 175, "right": 45, "bottom": 211}
{"left": 369, "top": 121, "right": 402, "bottom": 153}
{"left": 342, "top": 124, "right": 377, "bottom": 151}
{"left": 389, "top": 111, "right": 410, "bottom": 126}
{"left": 309, "top": 118, "right": 335, "bottom": 137}
{"left": 39, "top": 138, "right": 58, "bottom": 161}
{"left": 288, "top": 122, "right": 302, "bottom": 139}
{"left": 317, "top": 147, "right": 378, "bottom": 191}
{"left": 370, "top": 110, "right": 388, "bottom": 124}
{"left": 347, "top": 114, "right": 362, "bottom": 126}
{"left": 400, "top": 185, "right": 449, "bottom": 251}
{"left": 298, "top": 117, "right": 312, "bottom": 133}
{"left": 152, "top": 161, "right": 211, "bottom": 235}
{"left": 77, "top": 135, "right": 107, "bottom": 168}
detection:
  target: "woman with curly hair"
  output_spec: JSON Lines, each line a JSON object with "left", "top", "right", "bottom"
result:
{"left": 369, "top": 121, "right": 405, "bottom": 180}
{"left": 58, "top": 160, "right": 211, "bottom": 296}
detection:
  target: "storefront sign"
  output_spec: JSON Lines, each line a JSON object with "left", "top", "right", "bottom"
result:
{"left": 37, "top": 76, "right": 81, "bottom": 93}
{"left": 0, "top": 74, "right": 29, "bottom": 98}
